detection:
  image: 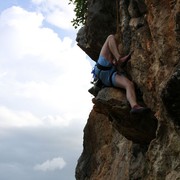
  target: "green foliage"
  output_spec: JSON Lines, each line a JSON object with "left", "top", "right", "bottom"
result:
{"left": 69, "top": 0, "right": 88, "bottom": 28}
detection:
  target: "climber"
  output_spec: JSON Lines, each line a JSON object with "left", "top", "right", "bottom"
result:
{"left": 93, "top": 34, "right": 148, "bottom": 113}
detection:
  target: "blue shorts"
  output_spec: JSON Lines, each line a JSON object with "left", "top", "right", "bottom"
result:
{"left": 94, "top": 55, "right": 117, "bottom": 87}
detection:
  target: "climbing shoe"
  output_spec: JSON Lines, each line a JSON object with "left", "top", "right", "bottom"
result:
{"left": 88, "top": 85, "right": 101, "bottom": 96}
{"left": 88, "top": 79, "right": 104, "bottom": 96}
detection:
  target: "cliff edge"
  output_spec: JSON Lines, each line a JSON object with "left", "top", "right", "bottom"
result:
{"left": 76, "top": 0, "right": 180, "bottom": 179}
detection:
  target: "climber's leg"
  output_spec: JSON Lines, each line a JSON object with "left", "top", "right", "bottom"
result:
{"left": 113, "top": 74, "right": 137, "bottom": 108}
{"left": 113, "top": 74, "right": 150, "bottom": 113}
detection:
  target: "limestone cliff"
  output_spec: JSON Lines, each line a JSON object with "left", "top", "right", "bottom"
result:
{"left": 76, "top": 0, "right": 180, "bottom": 179}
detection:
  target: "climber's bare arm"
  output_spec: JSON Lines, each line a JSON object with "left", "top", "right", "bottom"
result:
{"left": 100, "top": 35, "right": 122, "bottom": 63}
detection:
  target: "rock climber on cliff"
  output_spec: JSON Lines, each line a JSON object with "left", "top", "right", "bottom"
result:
{"left": 92, "top": 34, "right": 148, "bottom": 113}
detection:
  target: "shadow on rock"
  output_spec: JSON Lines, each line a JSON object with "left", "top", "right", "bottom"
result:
{"left": 93, "top": 87, "right": 158, "bottom": 144}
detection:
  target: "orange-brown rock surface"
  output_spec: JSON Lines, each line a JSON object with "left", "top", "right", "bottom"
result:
{"left": 76, "top": 0, "right": 180, "bottom": 179}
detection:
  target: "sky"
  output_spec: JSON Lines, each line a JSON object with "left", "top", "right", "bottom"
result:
{"left": 0, "top": 0, "right": 94, "bottom": 179}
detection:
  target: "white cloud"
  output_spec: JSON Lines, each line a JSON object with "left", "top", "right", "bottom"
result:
{"left": 42, "top": 115, "right": 70, "bottom": 127}
{"left": 0, "top": 2, "right": 90, "bottom": 180}
{"left": 0, "top": 5, "right": 93, "bottom": 129}
{"left": 0, "top": 6, "right": 76, "bottom": 63}
{"left": 46, "top": 10, "right": 73, "bottom": 30}
{"left": 0, "top": 106, "right": 43, "bottom": 128}
{"left": 31, "top": 0, "right": 75, "bottom": 30}
{"left": 0, "top": 105, "right": 74, "bottom": 128}
{"left": 0, "top": 6, "right": 44, "bottom": 28}
{"left": 31, "top": 0, "right": 44, "bottom": 4}
{"left": 34, "top": 157, "right": 66, "bottom": 172}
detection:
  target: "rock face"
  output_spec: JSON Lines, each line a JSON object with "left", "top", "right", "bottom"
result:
{"left": 76, "top": 0, "right": 117, "bottom": 60}
{"left": 76, "top": 0, "right": 180, "bottom": 179}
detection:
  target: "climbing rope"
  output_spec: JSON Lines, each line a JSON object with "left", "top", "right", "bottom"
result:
{"left": 116, "top": 0, "right": 120, "bottom": 34}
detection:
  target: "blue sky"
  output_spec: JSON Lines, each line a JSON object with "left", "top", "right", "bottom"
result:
{"left": 0, "top": 0, "right": 94, "bottom": 179}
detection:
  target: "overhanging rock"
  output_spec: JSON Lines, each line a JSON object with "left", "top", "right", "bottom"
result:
{"left": 93, "top": 87, "right": 158, "bottom": 144}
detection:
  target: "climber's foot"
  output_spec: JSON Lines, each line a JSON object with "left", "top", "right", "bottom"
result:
{"left": 130, "top": 105, "right": 150, "bottom": 114}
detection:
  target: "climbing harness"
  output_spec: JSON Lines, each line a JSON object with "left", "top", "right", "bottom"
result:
{"left": 89, "top": 67, "right": 103, "bottom": 96}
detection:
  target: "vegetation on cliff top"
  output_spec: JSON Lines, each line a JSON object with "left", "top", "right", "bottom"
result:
{"left": 69, "top": 0, "right": 87, "bottom": 28}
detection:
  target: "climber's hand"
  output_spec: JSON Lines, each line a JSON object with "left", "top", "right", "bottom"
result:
{"left": 117, "top": 50, "right": 134, "bottom": 67}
